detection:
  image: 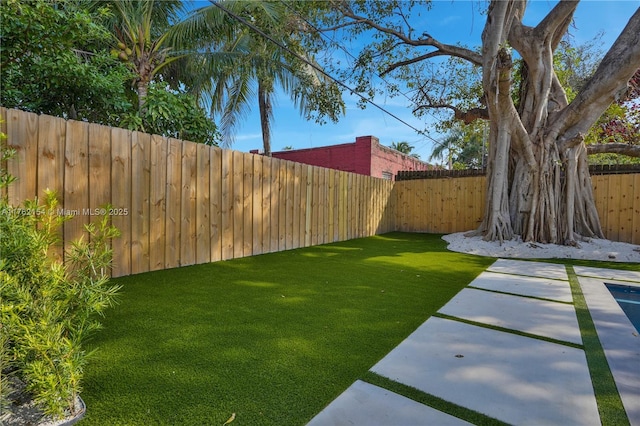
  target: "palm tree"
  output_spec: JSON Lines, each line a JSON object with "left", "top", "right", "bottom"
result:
{"left": 169, "top": 1, "right": 343, "bottom": 155}
{"left": 430, "top": 125, "right": 486, "bottom": 169}
{"left": 429, "top": 133, "right": 459, "bottom": 170}
{"left": 389, "top": 141, "right": 412, "bottom": 154}
{"left": 99, "top": 0, "right": 187, "bottom": 111}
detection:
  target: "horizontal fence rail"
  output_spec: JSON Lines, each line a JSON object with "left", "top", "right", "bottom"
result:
{"left": 397, "top": 164, "right": 640, "bottom": 180}
{"left": 2, "top": 108, "right": 638, "bottom": 278}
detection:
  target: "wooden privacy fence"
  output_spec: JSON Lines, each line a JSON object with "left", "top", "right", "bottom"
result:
{"left": 2, "top": 108, "right": 639, "bottom": 278}
{"left": 1, "top": 108, "right": 395, "bottom": 277}
{"left": 394, "top": 173, "right": 640, "bottom": 245}
{"left": 394, "top": 177, "right": 486, "bottom": 235}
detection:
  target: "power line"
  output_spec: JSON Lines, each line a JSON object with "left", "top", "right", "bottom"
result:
{"left": 278, "top": 1, "right": 446, "bottom": 146}
{"left": 210, "top": 1, "right": 441, "bottom": 145}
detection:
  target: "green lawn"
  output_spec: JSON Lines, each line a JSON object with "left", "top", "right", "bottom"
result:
{"left": 81, "top": 233, "right": 492, "bottom": 425}
{"left": 80, "top": 232, "right": 639, "bottom": 425}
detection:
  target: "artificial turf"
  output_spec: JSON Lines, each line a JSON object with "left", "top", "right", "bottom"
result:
{"left": 81, "top": 232, "right": 493, "bottom": 425}
{"left": 80, "top": 232, "right": 640, "bottom": 425}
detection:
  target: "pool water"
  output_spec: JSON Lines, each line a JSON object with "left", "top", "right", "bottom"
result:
{"left": 606, "top": 283, "right": 640, "bottom": 334}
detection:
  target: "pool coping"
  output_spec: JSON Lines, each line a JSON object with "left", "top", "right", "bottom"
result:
{"left": 576, "top": 271, "right": 640, "bottom": 426}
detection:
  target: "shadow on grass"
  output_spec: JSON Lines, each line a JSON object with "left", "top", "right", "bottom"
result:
{"left": 82, "top": 232, "right": 493, "bottom": 425}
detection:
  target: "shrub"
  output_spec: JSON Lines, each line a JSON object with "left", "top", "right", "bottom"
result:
{"left": 0, "top": 131, "right": 121, "bottom": 418}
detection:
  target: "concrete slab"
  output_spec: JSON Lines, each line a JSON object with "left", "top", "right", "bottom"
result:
{"left": 438, "top": 288, "right": 583, "bottom": 345}
{"left": 574, "top": 266, "right": 640, "bottom": 283}
{"left": 487, "top": 259, "right": 568, "bottom": 281}
{"left": 469, "top": 271, "right": 573, "bottom": 302}
{"left": 371, "top": 317, "right": 600, "bottom": 426}
{"left": 578, "top": 276, "right": 640, "bottom": 426}
{"left": 307, "top": 380, "right": 472, "bottom": 426}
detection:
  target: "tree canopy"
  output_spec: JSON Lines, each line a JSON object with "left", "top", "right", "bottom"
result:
{"left": 298, "top": 0, "right": 640, "bottom": 244}
{"left": 0, "top": 0, "right": 221, "bottom": 145}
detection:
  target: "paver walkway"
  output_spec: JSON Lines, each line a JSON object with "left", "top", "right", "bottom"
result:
{"left": 308, "top": 259, "right": 640, "bottom": 426}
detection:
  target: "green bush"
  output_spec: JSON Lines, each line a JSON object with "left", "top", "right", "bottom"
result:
{"left": 0, "top": 134, "right": 121, "bottom": 418}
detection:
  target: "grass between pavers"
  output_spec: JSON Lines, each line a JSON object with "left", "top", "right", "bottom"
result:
{"left": 81, "top": 232, "right": 494, "bottom": 425}
{"left": 566, "top": 265, "right": 631, "bottom": 426}
{"left": 361, "top": 371, "right": 509, "bottom": 426}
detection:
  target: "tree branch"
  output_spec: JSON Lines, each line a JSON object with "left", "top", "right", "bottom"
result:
{"left": 382, "top": 51, "right": 449, "bottom": 75}
{"left": 550, "top": 7, "right": 640, "bottom": 151}
{"left": 534, "top": 1, "right": 578, "bottom": 43}
{"left": 587, "top": 143, "right": 640, "bottom": 158}
{"left": 329, "top": 3, "right": 482, "bottom": 66}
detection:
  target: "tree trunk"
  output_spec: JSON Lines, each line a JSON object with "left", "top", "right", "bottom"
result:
{"left": 136, "top": 54, "right": 153, "bottom": 114}
{"left": 474, "top": 1, "right": 640, "bottom": 245}
{"left": 258, "top": 79, "right": 273, "bottom": 156}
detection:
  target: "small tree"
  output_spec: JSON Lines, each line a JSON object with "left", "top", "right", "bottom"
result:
{"left": 1, "top": 130, "right": 121, "bottom": 419}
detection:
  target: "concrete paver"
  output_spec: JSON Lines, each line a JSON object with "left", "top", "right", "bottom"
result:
{"left": 306, "top": 259, "right": 639, "bottom": 426}
{"left": 578, "top": 275, "right": 640, "bottom": 426}
{"left": 469, "top": 271, "right": 573, "bottom": 302}
{"left": 370, "top": 317, "right": 600, "bottom": 426}
{"left": 574, "top": 266, "right": 640, "bottom": 283}
{"left": 487, "top": 258, "right": 568, "bottom": 280}
{"left": 438, "top": 287, "right": 583, "bottom": 344}
{"left": 307, "top": 380, "right": 472, "bottom": 426}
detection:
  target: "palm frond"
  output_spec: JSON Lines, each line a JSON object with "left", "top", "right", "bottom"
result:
{"left": 219, "top": 75, "right": 256, "bottom": 148}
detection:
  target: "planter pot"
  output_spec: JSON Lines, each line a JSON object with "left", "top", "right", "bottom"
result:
{"left": 56, "top": 396, "right": 86, "bottom": 426}
{"left": 0, "top": 393, "right": 86, "bottom": 426}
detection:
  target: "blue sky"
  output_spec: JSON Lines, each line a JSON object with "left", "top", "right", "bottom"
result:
{"left": 224, "top": 1, "right": 639, "bottom": 162}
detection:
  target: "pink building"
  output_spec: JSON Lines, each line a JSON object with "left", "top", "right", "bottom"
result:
{"left": 252, "top": 136, "right": 432, "bottom": 180}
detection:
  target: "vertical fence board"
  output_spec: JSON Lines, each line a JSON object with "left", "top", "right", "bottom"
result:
{"left": 233, "top": 151, "right": 244, "bottom": 259}
{"left": 618, "top": 174, "right": 634, "bottom": 243}
{"left": 131, "top": 132, "right": 151, "bottom": 275}
{"left": 88, "top": 124, "right": 112, "bottom": 225}
{"left": 345, "top": 172, "right": 351, "bottom": 238}
{"left": 221, "top": 149, "right": 234, "bottom": 260}
{"left": 327, "top": 170, "right": 335, "bottom": 241}
{"left": 253, "top": 154, "right": 264, "bottom": 255}
{"left": 463, "top": 179, "right": 474, "bottom": 231}
{"left": 340, "top": 171, "right": 346, "bottom": 237}
{"left": 261, "top": 156, "right": 272, "bottom": 253}
{"left": 332, "top": 170, "right": 339, "bottom": 241}
{"left": 149, "top": 135, "right": 167, "bottom": 271}
{"left": 277, "top": 160, "right": 287, "bottom": 250}
{"left": 37, "top": 115, "right": 66, "bottom": 205}
{"left": 63, "top": 120, "right": 89, "bottom": 262}
{"left": 7, "top": 109, "right": 39, "bottom": 204}
{"left": 243, "top": 153, "right": 253, "bottom": 257}
{"left": 180, "top": 142, "right": 197, "bottom": 266}
{"left": 396, "top": 182, "right": 406, "bottom": 231}
{"left": 285, "top": 161, "right": 295, "bottom": 249}
{"left": 422, "top": 180, "right": 431, "bottom": 232}
{"left": 165, "top": 138, "right": 182, "bottom": 269}
{"left": 606, "top": 175, "right": 621, "bottom": 241}
{"left": 37, "top": 115, "right": 66, "bottom": 262}
{"left": 299, "top": 164, "right": 308, "bottom": 247}
{"left": 592, "top": 174, "right": 606, "bottom": 235}
{"left": 196, "top": 144, "right": 211, "bottom": 264}
{"left": 210, "top": 147, "right": 222, "bottom": 262}
{"left": 319, "top": 168, "right": 328, "bottom": 243}
{"left": 304, "top": 166, "right": 313, "bottom": 247}
{"left": 292, "top": 162, "right": 302, "bottom": 249}
{"left": 311, "top": 167, "right": 319, "bottom": 246}
{"left": 111, "top": 127, "right": 131, "bottom": 277}
{"left": 269, "top": 158, "right": 280, "bottom": 253}
{"left": 443, "top": 179, "right": 454, "bottom": 232}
